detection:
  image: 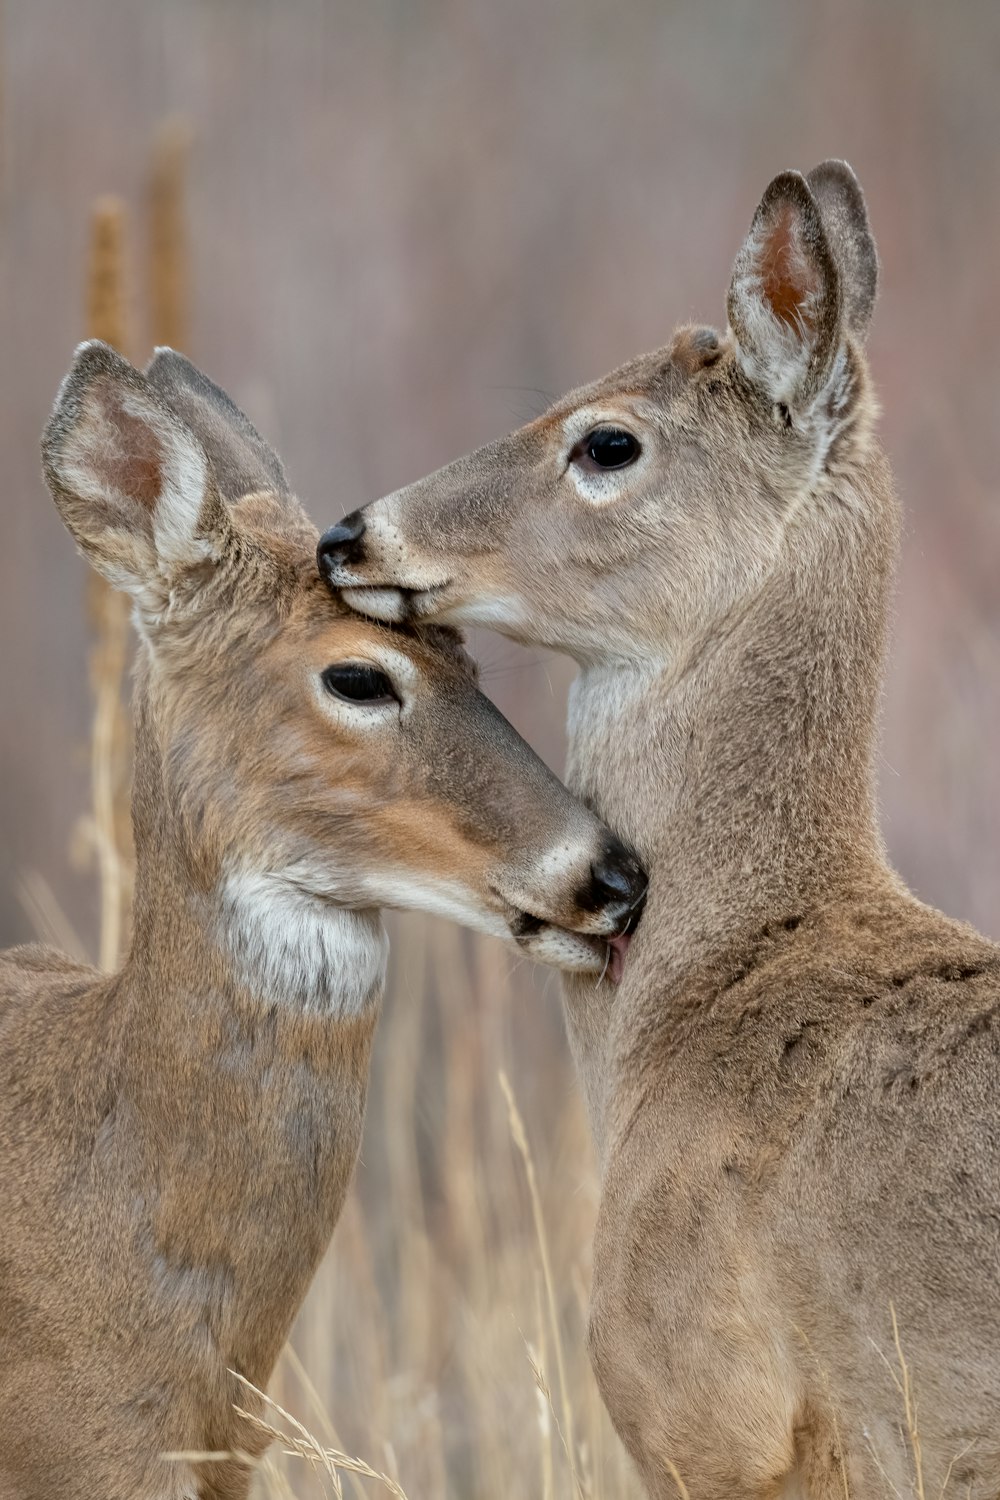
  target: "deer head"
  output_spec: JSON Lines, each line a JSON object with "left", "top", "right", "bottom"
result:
{"left": 43, "top": 343, "right": 647, "bottom": 992}
{"left": 318, "top": 161, "right": 879, "bottom": 671}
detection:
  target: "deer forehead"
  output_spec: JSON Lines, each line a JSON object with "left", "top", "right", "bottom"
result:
{"left": 268, "top": 604, "right": 423, "bottom": 683}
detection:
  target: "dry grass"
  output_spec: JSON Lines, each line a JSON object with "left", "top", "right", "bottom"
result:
{"left": 77, "top": 196, "right": 136, "bottom": 970}
{"left": 148, "top": 118, "right": 193, "bottom": 353}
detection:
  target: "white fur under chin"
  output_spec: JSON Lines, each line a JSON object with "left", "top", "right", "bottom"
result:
{"left": 218, "top": 869, "right": 388, "bottom": 1016}
{"left": 361, "top": 869, "right": 511, "bottom": 941}
{"left": 519, "top": 924, "right": 606, "bottom": 975}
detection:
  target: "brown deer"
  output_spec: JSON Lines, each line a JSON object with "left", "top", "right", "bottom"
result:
{"left": 319, "top": 162, "right": 1000, "bottom": 1498}
{"left": 0, "top": 341, "right": 646, "bottom": 1500}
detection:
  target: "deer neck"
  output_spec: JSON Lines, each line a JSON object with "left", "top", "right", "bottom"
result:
{"left": 562, "top": 450, "right": 899, "bottom": 1150}
{"left": 102, "top": 701, "right": 387, "bottom": 1382}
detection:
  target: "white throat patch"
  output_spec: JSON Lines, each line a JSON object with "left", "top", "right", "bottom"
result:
{"left": 218, "top": 869, "right": 388, "bottom": 1017}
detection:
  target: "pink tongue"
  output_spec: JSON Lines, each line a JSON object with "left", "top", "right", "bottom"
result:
{"left": 608, "top": 932, "right": 632, "bottom": 985}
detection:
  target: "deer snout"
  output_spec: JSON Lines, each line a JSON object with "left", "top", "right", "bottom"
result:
{"left": 578, "top": 839, "right": 648, "bottom": 937}
{"left": 317, "top": 507, "right": 450, "bottom": 623}
{"left": 502, "top": 834, "right": 648, "bottom": 980}
{"left": 317, "top": 511, "right": 367, "bottom": 574}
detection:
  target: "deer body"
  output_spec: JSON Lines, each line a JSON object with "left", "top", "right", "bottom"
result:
{"left": 0, "top": 343, "right": 645, "bottom": 1499}
{"left": 0, "top": 928, "right": 378, "bottom": 1500}
{"left": 322, "top": 163, "right": 1000, "bottom": 1497}
{"left": 577, "top": 483, "right": 1000, "bottom": 1497}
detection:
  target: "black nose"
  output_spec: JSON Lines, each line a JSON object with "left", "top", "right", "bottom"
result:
{"left": 317, "top": 511, "right": 367, "bottom": 576}
{"left": 579, "top": 839, "right": 648, "bottom": 928}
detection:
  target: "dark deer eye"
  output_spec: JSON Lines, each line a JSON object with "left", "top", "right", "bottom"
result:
{"left": 580, "top": 427, "right": 641, "bottom": 470}
{"left": 321, "top": 663, "right": 397, "bottom": 705}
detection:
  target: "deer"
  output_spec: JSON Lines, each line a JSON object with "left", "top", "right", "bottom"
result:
{"left": 0, "top": 340, "right": 647, "bottom": 1500}
{"left": 318, "top": 161, "right": 1000, "bottom": 1499}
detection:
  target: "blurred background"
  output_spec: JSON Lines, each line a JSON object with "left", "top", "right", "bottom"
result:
{"left": 1, "top": 1, "right": 998, "bottom": 1495}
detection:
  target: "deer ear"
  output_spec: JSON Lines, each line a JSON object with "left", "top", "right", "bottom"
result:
{"left": 42, "top": 341, "right": 223, "bottom": 601}
{"left": 727, "top": 171, "right": 843, "bottom": 408}
{"left": 145, "top": 348, "right": 288, "bottom": 504}
{"left": 805, "top": 160, "right": 878, "bottom": 339}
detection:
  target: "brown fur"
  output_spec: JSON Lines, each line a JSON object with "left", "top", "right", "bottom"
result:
{"left": 326, "top": 162, "right": 1000, "bottom": 1497}
{"left": 0, "top": 345, "right": 643, "bottom": 1499}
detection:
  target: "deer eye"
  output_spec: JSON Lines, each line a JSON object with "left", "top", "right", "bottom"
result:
{"left": 576, "top": 427, "right": 641, "bottom": 471}
{"left": 321, "top": 663, "right": 398, "bottom": 705}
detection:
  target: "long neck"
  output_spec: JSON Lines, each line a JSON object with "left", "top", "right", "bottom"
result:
{"left": 562, "top": 447, "right": 899, "bottom": 1147}
{"left": 103, "top": 681, "right": 385, "bottom": 1382}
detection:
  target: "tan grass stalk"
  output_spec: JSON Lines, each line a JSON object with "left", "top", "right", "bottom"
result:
{"left": 500, "top": 1067, "right": 582, "bottom": 1497}
{"left": 792, "top": 1322, "right": 851, "bottom": 1500}
{"left": 162, "top": 1449, "right": 255, "bottom": 1465}
{"left": 862, "top": 1430, "right": 904, "bottom": 1500}
{"left": 87, "top": 197, "right": 130, "bottom": 353}
{"left": 937, "top": 1442, "right": 975, "bottom": 1500}
{"left": 280, "top": 1343, "right": 369, "bottom": 1500}
{"left": 17, "top": 871, "right": 88, "bottom": 960}
{"left": 381, "top": 913, "right": 434, "bottom": 1373}
{"left": 148, "top": 118, "right": 193, "bottom": 352}
{"left": 230, "top": 1371, "right": 410, "bottom": 1499}
{"left": 663, "top": 1457, "right": 693, "bottom": 1500}
{"left": 436, "top": 929, "right": 511, "bottom": 1496}
{"left": 534, "top": 1277, "right": 555, "bottom": 1500}
{"left": 573, "top": 1264, "right": 606, "bottom": 1496}
{"left": 891, "top": 1303, "right": 926, "bottom": 1500}
{"left": 257, "top": 1452, "right": 305, "bottom": 1500}
{"left": 84, "top": 197, "right": 135, "bottom": 970}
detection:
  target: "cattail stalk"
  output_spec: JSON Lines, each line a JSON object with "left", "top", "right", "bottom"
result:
{"left": 148, "top": 118, "right": 192, "bottom": 352}
{"left": 84, "top": 198, "right": 135, "bottom": 971}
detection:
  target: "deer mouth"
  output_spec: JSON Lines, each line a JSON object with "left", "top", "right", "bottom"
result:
{"left": 508, "top": 911, "right": 639, "bottom": 984}
{"left": 339, "top": 581, "right": 451, "bottom": 626}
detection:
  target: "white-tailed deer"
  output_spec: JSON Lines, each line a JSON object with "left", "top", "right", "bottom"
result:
{"left": 321, "top": 163, "right": 1000, "bottom": 1498}
{"left": 0, "top": 341, "right": 646, "bottom": 1500}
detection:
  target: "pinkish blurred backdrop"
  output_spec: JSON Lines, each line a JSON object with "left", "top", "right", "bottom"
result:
{"left": 2, "top": 1, "right": 997, "bottom": 955}
{"left": 1, "top": 5, "right": 998, "bottom": 1490}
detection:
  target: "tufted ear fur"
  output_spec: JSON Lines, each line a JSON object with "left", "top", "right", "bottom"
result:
{"left": 145, "top": 347, "right": 289, "bottom": 503}
{"left": 42, "top": 341, "right": 228, "bottom": 606}
{"left": 805, "top": 160, "right": 878, "bottom": 340}
{"left": 727, "top": 171, "right": 843, "bottom": 410}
